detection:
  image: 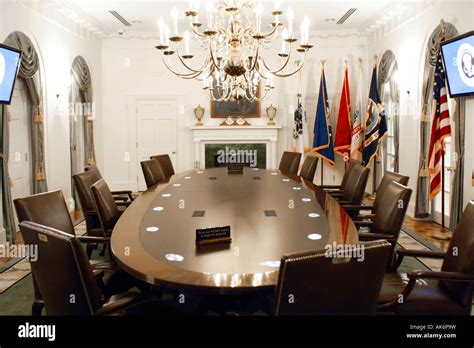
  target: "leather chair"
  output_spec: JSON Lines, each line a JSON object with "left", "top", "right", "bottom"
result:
{"left": 19, "top": 221, "right": 162, "bottom": 316}
{"left": 321, "top": 159, "right": 363, "bottom": 195}
{"left": 91, "top": 179, "right": 123, "bottom": 234}
{"left": 14, "top": 190, "right": 112, "bottom": 316}
{"left": 336, "top": 164, "right": 370, "bottom": 206}
{"left": 344, "top": 171, "right": 410, "bottom": 219}
{"left": 299, "top": 155, "right": 318, "bottom": 182}
{"left": 273, "top": 240, "right": 391, "bottom": 315}
{"left": 85, "top": 164, "right": 134, "bottom": 202}
{"left": 349, "top": 181, "right": 412, "bottom": 271}
{"left": 150, "top": 154, "right": 175, "bottom": 179}
{"left": 74, "top": 171, "right": 128, "bottom": 256}
{"left": 278, "top": 151, "right": 302, "bottom": 175}
{"left": 141, "top": 159, "right": 166, "bottom": 189}
{"left": 378, "top": 201, "right": 474, "bottom": 315}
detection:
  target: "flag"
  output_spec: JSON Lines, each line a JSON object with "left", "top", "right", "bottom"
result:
{"left": 362, "top": 65, "right": 388, "bottom": 166}
{"left": 292, "top": 95, "right": 311, "bottom": 155}
{"left": 312, "top": 67, "right": 335, "bottom": 166}
{"left": 334, "top": 67, "right": 352, "bottom": 158}
{"left": 428, "top": 53, "right": 452, "bottom": 200}
{"left": 351, "top": 64, "right": 366, "bottom": 161}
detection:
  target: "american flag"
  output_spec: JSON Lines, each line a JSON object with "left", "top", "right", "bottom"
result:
{"left": 427, "top": 54, "right": 452, "bottom": 200}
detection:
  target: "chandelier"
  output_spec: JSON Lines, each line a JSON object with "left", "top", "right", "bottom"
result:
{"left": 155, "top": 0, "right": 313, "bottom": 102}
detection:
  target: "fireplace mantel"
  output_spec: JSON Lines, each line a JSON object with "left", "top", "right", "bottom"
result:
{"left": 189, "top": 126, "right": 282, "bottom": 169}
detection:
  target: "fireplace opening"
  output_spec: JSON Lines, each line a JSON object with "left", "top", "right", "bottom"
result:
{"left": 205, "top": 144, "right": 267, "bottom": 169}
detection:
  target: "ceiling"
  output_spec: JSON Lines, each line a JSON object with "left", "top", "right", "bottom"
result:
{"left": 41, "top": 0, "right": 421, "bottom": 37}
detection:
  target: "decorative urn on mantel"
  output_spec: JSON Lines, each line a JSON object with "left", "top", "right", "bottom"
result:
{"left": 194, "top": 105, "right": 205, "bottom": 126}
{"left": 266, "top": 104, "right": 277, "bottom": 125}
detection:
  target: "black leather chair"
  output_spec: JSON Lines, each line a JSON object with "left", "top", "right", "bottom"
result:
{"left": 19, "top": 221, "right": 163, "bottom": 316}
{"left": 336, "top": 164, "right": 370, "bottom": 206}
{"left": 349, "top": 181, "right": 412, "bottom": 271}
{"left": 14, "top": 190, "right": 112, "bottom": 316}
{"left": 378, "top": 201, "right": 474, "bottom": 315}
{"left": 273, "top": 240, "right": 391, "bottom": 315}
{"left": 91, "top": 179, "right": 124, "bottom": 234}
{"left": 344, "top": 171, "right": 410, "bottom": 220}
{"left": 299, "top": 155, "right": 318, "bottom": 182}
{"left": 278, "top": 151, "right": 302, "bottom": 175}
{"left": 150, "top": 154, "right": 175, "bottom": 179}
{"left": 141, "top": 159, "right": 166, "bottom": 189}
{"left": 321, "top": 159, "right": 363, "bottom": 195}
{"left": 85, "top": 164, "right": 134, "bottom": 202}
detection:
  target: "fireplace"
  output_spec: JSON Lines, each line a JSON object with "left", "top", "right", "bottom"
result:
{"left": 205, "top": 144, "right": 267, "bottom": 169}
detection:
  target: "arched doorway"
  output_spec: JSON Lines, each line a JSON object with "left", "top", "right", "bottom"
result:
{"left": 1, "top": 31, "right": 47, "bottom": 242}
{"left": 69, "top": 56, "right": 95, "bottom": 208}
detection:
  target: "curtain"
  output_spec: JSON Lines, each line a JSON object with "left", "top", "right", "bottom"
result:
{"left": 0, "top": 106, "right": 16, "bottom": 243}
{"left": 414, "top": 23, "right": 458, "bottom": 218}
{"left": 71, "top": 56, "right": 95, "bottom": 166}
{"left": 449, "top": 100, "right": 465, "bottom": 229}
{"left": 378, "top": 50, "right": 400, "bottom": 173}
{"left": 4, "top": 31, "right": 48, "bottom": 194}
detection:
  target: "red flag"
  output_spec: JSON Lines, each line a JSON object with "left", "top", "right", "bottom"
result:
{"left": 334, "top": 68, "right": 352, "bottom": 158}
{"left": 428, "top": 55, "right": 452, "bottom": 200}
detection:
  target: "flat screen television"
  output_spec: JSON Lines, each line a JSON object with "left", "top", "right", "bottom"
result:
{"left": 0, "top": 43, "right": 22, "bottom": 105}
{"left": 441, "top": 30, "right": 474, "bottom": 98}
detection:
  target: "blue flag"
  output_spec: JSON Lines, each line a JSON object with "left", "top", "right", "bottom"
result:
{"left": 312, "top": 68, "right": 335, "bottom": 166}
{"left": 363, "top": 66, "right": 388, "bottom": 166}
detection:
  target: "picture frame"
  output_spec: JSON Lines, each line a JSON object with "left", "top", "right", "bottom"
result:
{"left": 210, "top": 84, "right": 261, "bottom": 118}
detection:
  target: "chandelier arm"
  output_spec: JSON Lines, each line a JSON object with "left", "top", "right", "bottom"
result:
{"left": 161, "top": 55, "right": 206, "bottom": 78}
{"left": 176, "top": 48, "right": 210, "bottom": 73}
{"left": 268, "top": 53, "right": 308, "bottom": 78}
{"left": 258, "top": 50, "right": 292, "bottom": 74}
{"left": 209, "top": 43, "right": 225, "bottom": 71}
{"left": 190, "top": 24, "right": 209, "bottom": 38}
{"left": 244, "top": 46, "right": 260, "bottom": 73}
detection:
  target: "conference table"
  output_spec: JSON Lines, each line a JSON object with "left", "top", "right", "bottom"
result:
{"left": 111, "top": 167, "right": 359, "bottom": 295}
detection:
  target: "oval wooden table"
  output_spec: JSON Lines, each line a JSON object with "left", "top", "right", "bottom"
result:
{"left": 111, "top": 167, "right": 359, "bottom": 295}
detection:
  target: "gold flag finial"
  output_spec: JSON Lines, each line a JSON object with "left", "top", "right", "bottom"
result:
{"left": 373, "top": 54, "right": 378, "bottom": 67}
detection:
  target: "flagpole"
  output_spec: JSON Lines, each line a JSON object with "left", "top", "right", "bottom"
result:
{"left": 359, "top": 57, "right": 366, "bottom": 163}
{"left": 372, "top": 54, "right": 378, "bottom": 195}
{"left": 320, "top": 59, "right": 327, "bottom": 187}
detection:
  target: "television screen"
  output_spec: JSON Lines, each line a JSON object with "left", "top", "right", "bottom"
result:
{"left": 441, "top": 31, "right": 474, "bottom": 98}
{"left": 0, "top": 43, "right": 22, "bottom": 105}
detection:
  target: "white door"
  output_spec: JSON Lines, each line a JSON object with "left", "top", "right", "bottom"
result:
{"left": 136, "top": 99, "right": 177, "bottom": 191}
{"left": 9, "top": 78, "right": 32, "bottom": 202}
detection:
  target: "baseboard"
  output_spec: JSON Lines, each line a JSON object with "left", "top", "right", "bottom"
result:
{"left": 0, "top": 227, "right": 6, "bottom": 246}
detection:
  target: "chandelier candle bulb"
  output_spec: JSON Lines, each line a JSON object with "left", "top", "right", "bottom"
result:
{"left": 255, "top": 1, "right": 264, "bottom": 33}
{"left": 158, "top": 17, "right": 165, "bottom": 45}
{"left": 171, "top": 7, "right": 179, "bottom": 35}
{"left": 287, "top": 6, "right": 294, "bottom": 37}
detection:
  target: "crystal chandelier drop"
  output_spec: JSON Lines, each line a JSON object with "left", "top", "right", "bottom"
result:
{"left": 155, "top": 0, "right": 313, "bottom": 102}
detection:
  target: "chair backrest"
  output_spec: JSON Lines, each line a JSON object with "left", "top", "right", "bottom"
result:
{"left": 373, "top": 171, "right": 410, "bottom": 213}
{"left": 73, "top": 171, "right": 101, "bottom": 235}
{"left": 372, "top": 181, "right": 412, "bottom": 239}
{"left": 299, "top": 155, "right": 318, "bottom": 182}
{"left": 91, "top": 179, "right": 121, "bottom": 231}
{"left": 19, "top": 222, "right": 102, "bottom": 315}
{"left": 278, "top": 151, "right": 302, "bottom": 175}
{"left": 342, "top": 164, "right": 370, "bottom": 204}
{"left": 85, "top": 164, "right": 103, "bottom": 180}
{"left": 14, "top": 190, "right": 75, "bottom": 236}
{"left": 150, "top": 154, "right": 175, "bottom": 178}
{"left": 340, "top": 159, "right": 364, "bottom": 190}
{"left": 141, "top": 159, "right": 166, "bottom": 189}
{"left": 441, "top": 201, "right": 474, "bottom": 306}
{"left": 274, "top": 240, "right": 391, "bottom": 315}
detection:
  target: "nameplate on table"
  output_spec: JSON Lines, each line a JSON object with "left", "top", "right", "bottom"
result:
{"left": 196, "top": 226, "right": 232, "bottom": 246}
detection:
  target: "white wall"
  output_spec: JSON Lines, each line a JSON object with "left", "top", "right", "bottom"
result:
{"left": 101, "top": 31, "right": 368, "bottom": 190}
{"left": 368, "top": 0, "right": 474, "bottom": 216}
{"left": 0, "top": 1, "right": 103, "bottom": 242}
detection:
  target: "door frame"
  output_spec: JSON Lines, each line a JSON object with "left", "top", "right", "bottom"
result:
{"left": 126, "top": 95, "right": 184, "bottom": 192}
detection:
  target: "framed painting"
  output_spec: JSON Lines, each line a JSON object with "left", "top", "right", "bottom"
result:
{"left": 210, "top": 85, "right": 261, "bottom": 118}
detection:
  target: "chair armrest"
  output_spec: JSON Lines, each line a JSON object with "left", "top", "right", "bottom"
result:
{"left": 397, "top": 249, "right": 446, "bottom": 259}
{"left": 77, "top": 235, "right": 110, "bottom": 244}
{"left": 116, "top": 201, "right": 132, "bottom": 207}
{"left": 358, "top": 232, "right": 395, "bottom": 241}
{"left": 321, "top": 185, "right": 341, "bottom": 190}
{"left": 92, "top": 270, "right": 105, "bottom": 278}
{"left": 112, "top": 190, "right": 135, "bottom": 201}
{"left": 342, "top": 205, "right": 374, "bottom": 211}
{"left": 354, "top": 221, "right": 373, "bottom": 228}
{"left": 407, "top": 270, "right": 474, "bottom": 282}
